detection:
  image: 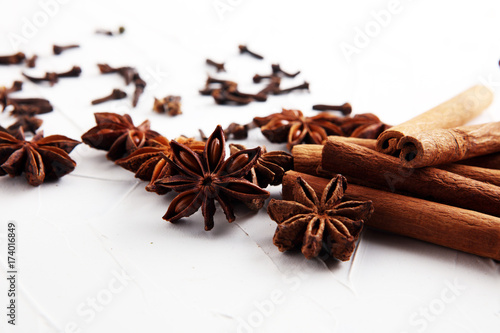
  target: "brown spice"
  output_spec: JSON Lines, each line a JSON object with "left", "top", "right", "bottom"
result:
{"left": 116, "top": 136, "right": 205, "bottom": 194}
{"left": 253, "top": 109, "right": 344, "bottom": 150}
{"left": 398, "top": 122, "right": 500, "bottom": 168}
{"left": 283, "top": 171, "right": 500, "bottom": 261}
{"left": 320, "top": 137, "right": 500, "bottom": 217}
{"left": 268, "top": 175, "right": 373, "bottom": 261}
{"left": 81, "top": 112, "right": 160, "bottom": 161}
{"left": 0, "top": 52, "right": 26, "bottom": 65}
{"left": 229, "top": 144, "right": 293, "bottom": 188}
{"left": 53, "top": 44, "right": 80, "bottom": 55}
{"left": 0, "top": 129, "right": 80, "bottom": 186}
{"left": 153, "top": 96, "right": 182, "bottom": 116}
{"left": 7, "top": 116, "right": 43, "bottom": 134}
{"left": 376, "top": 85, "right": 493, "bottom": 155}
{"left": 91, "top": 89, "right": 127, "bottom": 105}
{"left": 23, "top": 66, "right": 81, "bottom": 86}
{"left": 155, "top": 125, "right": 270, "bottom": 231}
{"left": 206, "top": 59, "right": 225, "bottom": 72}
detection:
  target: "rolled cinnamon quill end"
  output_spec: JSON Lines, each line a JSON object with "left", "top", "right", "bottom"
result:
{"left": 321, "top": 137, "right": 500, "bottom": 217}
{"left": 283, "top": 171, "right": 500, "bottom": 261}
{"left": 376, "top": 85, "right": 494, "bottom": 155}
{"left": 398, "top": 122, "right": 500, "bottom": 168}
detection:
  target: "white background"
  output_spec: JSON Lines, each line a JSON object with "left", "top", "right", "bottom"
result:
{"left": 0, "top": 0, "right": 499, "bottom": 332}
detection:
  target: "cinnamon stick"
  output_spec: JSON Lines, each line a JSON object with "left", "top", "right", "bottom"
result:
{"left": 321, "top": 138, "right": 500, "bottom": 217}
{"left": 459, "top": 152, "right": 500, "bottom": 170}
{"left": 398, "top": 122, "right": 500, "bottom": 168}
{"left": 293, "top": 138, "right": 500, "bottom": 187}
{"left": 376, "top": 85, "right": 493, "bottom": 155}
{"left": 283, "top": 171, "right": 500, "bottom": 261}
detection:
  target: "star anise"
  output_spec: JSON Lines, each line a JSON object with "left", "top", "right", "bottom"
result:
{"left": 0, "top": 129, "right": 80, "bottom": 186}
{"left": 341, "top": 113, "right": 391, "bottom": 139}
{"left": 254, "top": 109, "right": 391, "bottom": 149}
{"left": 229, "top": 144, "right": 293, "bottom": 210}
{"left": 155, "top": 125, "right": 270, "bottom": 231}
{"left": 229, "top": 144, "right": 293, "bottom": 188}
{"left": 254, "top": 109, "right": 344, "bottom": 150}
{"left": 268, "top": 175, "right": 373, "bottom": 261}
{"left": 81, "top": 112, "right": 160, "bottom": 161}
{"left": 116, "top": 135, "right": 205, "bottom": 194}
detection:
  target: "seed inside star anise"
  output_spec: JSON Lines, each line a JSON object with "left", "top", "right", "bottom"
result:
{"left": 155, "top": 125, "right": 270, "bottom": 231}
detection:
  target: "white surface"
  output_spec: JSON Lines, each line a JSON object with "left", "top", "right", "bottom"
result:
{"left": 1, "top": 0, "right": 499, "bottom": 332}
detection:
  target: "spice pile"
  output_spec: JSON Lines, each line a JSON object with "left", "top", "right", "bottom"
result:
{"left": 2, "top": 31, "right": 499, "bottom": 264}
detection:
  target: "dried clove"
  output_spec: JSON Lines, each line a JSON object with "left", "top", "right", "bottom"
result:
{"left": 212, "top": 89, "right": 253, "bottom": 105}
{"left": 132, "top": 75, "right": 146, "bottom": 107}
{"left": 153, "top": 95, "right": 182, "bottom": 116}
{"left": 274, "top": 81, "right": 309, "bottom": 95}
{"left": 53, "top": 44, "right": 80, "bottom": 55}
{"left": 313, "top": 103, "right": 352, "bottom": 116}
{"left": 7, "top": 115, "right": 43, "bottom": 134}
{"left": 25, "top": 55, "right": 38, "bottom": 68}
{"left": 0, "top": 81, "right": 23, "bottom": 107}
{"left": 98, "top": 63, "right": 137, "bottom": 84}
{"left": 95, "top": 26, "right": 125, "bottom": 36}
{"left": 23, "top": 66, "right": 81, "bottom": 86}
{"left": 257, "top": 76, "right": 281, "bottom": 96}
{"left": 271, "top": 64, "right": 300, "bottom": 78}
{"left": 7, "top": 98, "right": 53, "bottom": 116}
{"left": 253, "top": 74, "right": 275, "bottom": 83}
{"left": 97, "top": 63, "right": 146, "bottom": 107}
{"left": 0, "top": 52, "right": 26, "bottom": 65}
{"left": 206, "top": 59, "right": 225, "bottom": 72}
{"left": 238, "top": 45, "right": 264, "bottom": 60}
{"left": 91, "top": 89, "right": 127, "bottom": 105}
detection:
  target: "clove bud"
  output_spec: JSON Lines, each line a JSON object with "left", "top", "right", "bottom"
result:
{"left": 271, "top": 64, "right": 300, "bottom": 78}
{"left": 238, "top": 45, "right": 264, "bottom": 60}
{"left": 91, "top": 89, "right": 127, "bottom": 105}
{"left": 313, "top": 103, "right": 352, "bottom": 116}
{"left": 23, "top": 66, "right": 81, "bottom": 86}
{"left": 206, "top": 59, "right": 225, "bottom": 72}
{"left": 95, "top": 26, "right": 125, "bottom": 36}
{"left": 0, "top": 52, "right": 26, "bottom": 65}
{"left": 53, "top": 44, "right": 80, "bottom": 55}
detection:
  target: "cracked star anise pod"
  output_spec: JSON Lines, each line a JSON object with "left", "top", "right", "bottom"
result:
{"left": 229, "top": 144, "right": 293, "bottom": 210}
{"left": 341, "top": 113, "right": 391, "bottom": 139}
{"left": 268, "top": 175, "right": 373, "bottom": 261}
{"left": 81, "top": 112, "right": 160, "bottom": 161}
{"left": 254, "top": 109, "right": 344, "bottom": 150}
{"left": 0, "top": 128, "right": 80, "bottom": 186}
{"left": 229, "top": 144, "right": 293, "bottom": 188}
{"left": 155, "top": 125, "right": 270, "bottom": 231}
{"left": 116, "top": 135, "right": 205, "bottom": 194}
